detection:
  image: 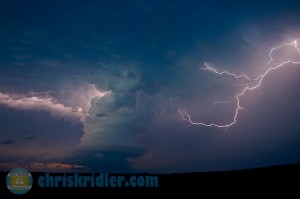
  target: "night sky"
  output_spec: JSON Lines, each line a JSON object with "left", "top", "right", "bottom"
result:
{"left": 1, "top": 0, "right": 300, "bottom": 173}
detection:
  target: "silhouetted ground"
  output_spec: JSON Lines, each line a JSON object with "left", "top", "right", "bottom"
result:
{"left": 1, "top": 163, "right": 300, "bottom": 198}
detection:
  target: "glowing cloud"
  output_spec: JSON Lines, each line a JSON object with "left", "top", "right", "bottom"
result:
{"left": 0, "top": 162, "right": 86, "bottom": 171}
{"left": 0, "top": 84, "right": 110, "bottom": 123}
{"left": 28, "top": 162, "right": 86, "bottom": 171}
{"left": 179, "top": 40, "right": 300, "bottom": 129}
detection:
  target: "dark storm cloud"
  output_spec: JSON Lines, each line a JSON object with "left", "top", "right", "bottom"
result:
{"left": 0, "top": 106, "right": 84, "bottom": 170}
{"left": 130, "top": 65, "right": 300, "bottom": 172}
{"left": 0, "top": 139, "right": 15, "bottom": 145}
{"left": 66, "top": 149, "right": 141, "bottom": 173}
{"left": 1, "top": 0, "right": 300, "bottom": 172}
{"left": 23, "top": 135, "right": 35, "bottom": 140}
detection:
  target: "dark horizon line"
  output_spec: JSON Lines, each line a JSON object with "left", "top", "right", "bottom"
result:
{"left": 1, "top": 162, "right": 300, "bottom": 174}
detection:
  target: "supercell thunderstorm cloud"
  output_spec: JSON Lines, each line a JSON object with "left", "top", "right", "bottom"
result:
{"left": 1, "top": 0, "right": 300, "bottom": 173}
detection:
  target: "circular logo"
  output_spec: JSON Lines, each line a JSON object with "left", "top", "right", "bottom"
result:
{"left": 6, "top": 168, "right": 33, "bottom": 195}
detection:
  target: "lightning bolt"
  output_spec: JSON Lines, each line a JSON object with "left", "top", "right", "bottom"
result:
{"left": 179, "top": 39, "right": 300, "bottom": 129}
{"left": 203, "top": 63, "right": 251, "bottom": 81}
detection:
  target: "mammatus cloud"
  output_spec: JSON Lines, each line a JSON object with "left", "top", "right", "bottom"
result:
{"left": 0, "top": 84, "right": 110, "bottom": 123}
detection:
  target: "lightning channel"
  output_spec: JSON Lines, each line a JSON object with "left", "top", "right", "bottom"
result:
{"left": 179, "top": 39, "right": 300, "bottom": 128}
{"left": 203, "top": 63, "right": 251, "bottom": 81}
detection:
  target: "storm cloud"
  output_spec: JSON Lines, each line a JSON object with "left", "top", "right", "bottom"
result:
{"left": 1, "top": 0, "right": 300, "bottom": 172}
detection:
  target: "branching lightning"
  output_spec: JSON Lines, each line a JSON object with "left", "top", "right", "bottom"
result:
{"left": 179, "top": 39, "right": 300, "bottom": 129}
{"left": 203, "top": 63, "right": 251, "bottom": 81}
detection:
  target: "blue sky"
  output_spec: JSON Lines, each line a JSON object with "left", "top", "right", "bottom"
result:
{"left": 1, "top": 0, "right": 300, "bottom": 173}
